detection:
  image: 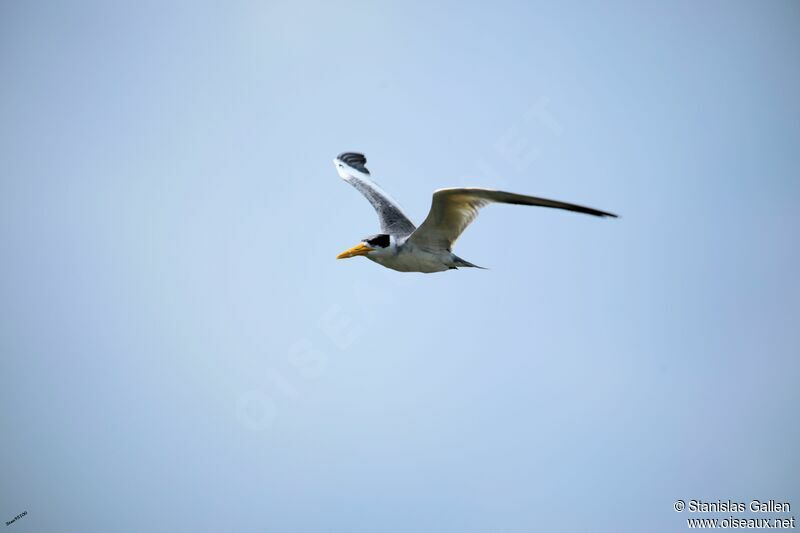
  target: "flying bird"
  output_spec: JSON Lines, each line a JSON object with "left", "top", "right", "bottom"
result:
{"left": 334, "top": 152, "right": 617, "bottom": 273}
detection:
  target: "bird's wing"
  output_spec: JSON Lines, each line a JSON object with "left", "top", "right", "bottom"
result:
{"left": 335, "top": 152, "right": 417, "bottom": 236}
{"left": 407, "top": 187, "right": 617, "bottom": 251}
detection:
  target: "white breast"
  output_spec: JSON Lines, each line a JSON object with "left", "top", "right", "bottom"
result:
{"left": 368, "top": 244, "right": 452, "bottom": 273}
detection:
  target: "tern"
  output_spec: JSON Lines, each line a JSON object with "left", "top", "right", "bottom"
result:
{"left": 334, "top": 152, "right": 617, "bottom": 273}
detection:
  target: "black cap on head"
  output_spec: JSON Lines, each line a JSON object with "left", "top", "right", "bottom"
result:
{"left": 364, "top": 234, "right": 390, "bottom": 248}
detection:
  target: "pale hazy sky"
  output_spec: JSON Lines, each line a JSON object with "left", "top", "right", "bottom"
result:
{"left": 1, "top": 1, "right": 798, "bottom": 532}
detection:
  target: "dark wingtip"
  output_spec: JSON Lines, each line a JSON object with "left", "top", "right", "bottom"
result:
{"left": 336, "top": 151, "right": 365, "bottom": 160}
{"left": 581, "top": 207, "right": 618, "bottom": 218}
{"left": 336, "top": 152, "right": 370, "bottom": 175}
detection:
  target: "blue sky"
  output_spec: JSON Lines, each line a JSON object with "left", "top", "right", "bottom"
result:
{"left": 1, "top": 1, "right": 798, "bottom": 531}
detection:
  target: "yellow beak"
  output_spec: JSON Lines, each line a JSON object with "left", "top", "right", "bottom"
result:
{"left": 336, "top": 242, "right": 372, "bottom": 259}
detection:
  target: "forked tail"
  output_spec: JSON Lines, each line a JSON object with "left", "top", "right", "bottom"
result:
{"left": 452, "top": 255, "right": 488, "bottom": 269}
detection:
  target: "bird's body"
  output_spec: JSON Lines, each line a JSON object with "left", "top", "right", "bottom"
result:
{"left": 334, "top": 152, "right": 616, "bottom": 273}
{"left": 356, "top": 237, "right": 475, "bottom": 273}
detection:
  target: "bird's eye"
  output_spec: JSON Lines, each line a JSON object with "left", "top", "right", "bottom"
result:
{"left": 366, "top": 234, "right": 390, "bottom": 248}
